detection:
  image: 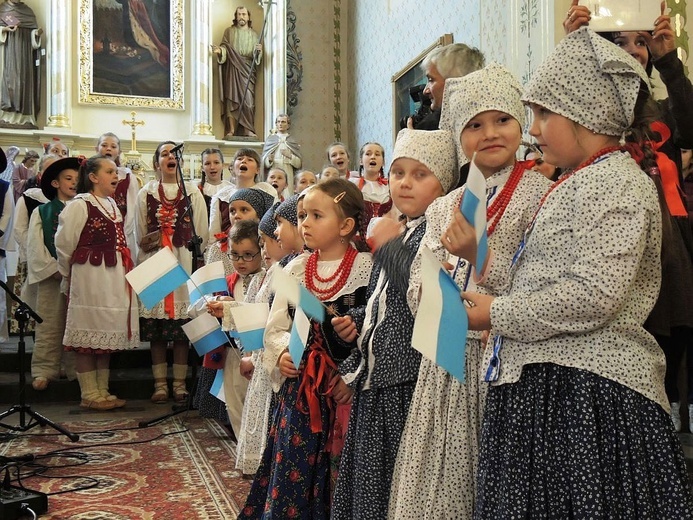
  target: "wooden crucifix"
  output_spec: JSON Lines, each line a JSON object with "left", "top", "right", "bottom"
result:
{"left": 122, "top": 111, "right": 145, "bottom": 153}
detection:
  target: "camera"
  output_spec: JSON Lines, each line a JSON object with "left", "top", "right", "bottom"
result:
{"left": 399, "top": 84, "right": 433, "bottom": 129}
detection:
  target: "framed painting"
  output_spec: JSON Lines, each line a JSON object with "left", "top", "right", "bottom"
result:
{"left": 78, "top": 0, "right": 184, "bottom": 109}
{"left": 391, "top": 34, "right": 453, "bottom": 139}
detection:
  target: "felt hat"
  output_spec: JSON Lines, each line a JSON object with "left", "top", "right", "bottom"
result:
{"left": 40, "top": 157, "right": 80, "bottom": 200}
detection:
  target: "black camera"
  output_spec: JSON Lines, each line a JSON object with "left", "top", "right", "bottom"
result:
{"left": 399, "top": 84, "right": 433, "bottom": 129}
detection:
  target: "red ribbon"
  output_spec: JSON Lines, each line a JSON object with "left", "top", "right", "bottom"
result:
{"left": 626, "top": 121, "right": 687, "bottom": 217}
{"left": 121, "top": 247, "right": 134, "bottom": 340}
{"left": 214, "top": 232, "right": 229, "bottom": 253}
{"left": 358, "top": 176, "right": 388, "bottom": 190}
{"left": 296, "top": 323, "right": 338, "bottom": 435}
{"left": 161, "top": 226, "right": 176, "bottom": 319}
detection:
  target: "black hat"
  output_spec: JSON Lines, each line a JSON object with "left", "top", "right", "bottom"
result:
{"left": 0, "top": 147, "right": 6, "bottom": 173}
{"left": 41, "top": 157, "right": 80, "bottom": 200}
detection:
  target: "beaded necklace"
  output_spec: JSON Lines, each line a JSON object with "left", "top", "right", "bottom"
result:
{"left": 304, "top": 246, "right": 358, "bottom": 301}
{"left": 513, "top": 145, "right": 623, "bottom": 269}
{"left": 528, "top": 146, "right": 622, "bottom": 232}
{"left": 158, "top": 180, "right": 183, "bottom": 209}
{"left": 486, "top": 160, "right": 529, "bottom": 236}
{"left": 92, "top": 194, "right": 117, "bottom": 221}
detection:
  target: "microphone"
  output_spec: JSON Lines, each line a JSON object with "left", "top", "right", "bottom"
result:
{"left": 170, "top": 143, "right": 184, "bottom": 154}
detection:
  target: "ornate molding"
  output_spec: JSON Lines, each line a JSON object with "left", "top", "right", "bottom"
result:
{"left": 286, "top": 0, "right": 303, "bottom": 116}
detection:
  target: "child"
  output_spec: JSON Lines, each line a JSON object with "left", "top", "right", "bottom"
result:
{"left": 352, "top": 141, "right": 394, "bottom": 237}
{"left": 96, "top": 132, "right": 139, "bottom": 258}
{"left": 136, "top": 141, "right": 209, "bottom": 403}
{"left": 204, "top": 186, "right": 275, "bottom": 270}
{"left": 10, "top": 154, "right": 56, "bottom": 337}
{"left": 266, "top": 167, "right": 288, "bottom": 201}
{"left": 274, "top": 194, "right": 305, "bottom": 257}
{"left": 194, "top": 189, "right": 272, "bottom": 433}
{"left": 198, "top": 147, "right": 233, "bottom": 221}
{"left": 44, "top": 139, "right": 69, "bottom": 158}
{"left": 320, "top": 164, "right": 341, "bottom": 182}
{"left": 27, "top": 157, "right": 79, "bottom": 391}
{"left": 331, "top": 129, "right": 458, "bottom": 520}
{"left": 388, "top": 63, "right": 552, "bottom": 520}
{"left": 461, "top": 28, "right": 693, "bottom": 517}
{"left": 55, "top": 155, "right": 139, "bottom": 410}
{"left": 209, "top": 148, "right": 277, "bottom": 244}
{"left": 326, "top": 142, "right": 358, "bottom": 179}
{"left": 294, "top": 169, "right": 316, "bottom": 193}
{"left": 238, "top": 179, "right": 373, "bottom": 519}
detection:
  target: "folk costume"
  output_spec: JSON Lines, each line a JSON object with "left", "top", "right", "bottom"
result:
{"left": 389, "top": 64, "right": 552, "bottom": 520}
{"left": 331, "top": 129, "right": 458, "bottom": 520}
{"left": 238, "top": 251, "right": 372, "bottom": 519}
{"left": 26, "top": 158, "right": 78, "bottom": 387}
{"left": 474, "top": 29, "right": 693, "bottom": 518}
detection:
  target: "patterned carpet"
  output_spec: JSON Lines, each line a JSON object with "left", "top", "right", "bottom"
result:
{"left": 0, "top": 414, "right": 251, "bottom": 519}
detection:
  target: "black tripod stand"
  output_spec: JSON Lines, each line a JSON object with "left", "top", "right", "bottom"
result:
{"left": 139, "top": 145, "right": 203, "bottom": 429}
{"left": 0, "top": 280, "right": 79, "bottom": 442}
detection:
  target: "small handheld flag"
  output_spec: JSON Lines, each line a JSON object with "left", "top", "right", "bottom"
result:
{"left": 187, "top": 261, "right": 227, "bottom": 303}
{"left": 271, "top": 268, "right": 325, "bottom": 322}
{"left": 288, "top": 307, "right": 311, "bottom": 366}
{"left": 412, "top": 247, "right": 468, "bottom": 382}
{"left": 181, "top": 313, "right": 229, "bottom": 357}
{"left": 230, "top": 302, "right": 269, "bottom": 352}
{"left": 126, "top": 247, "right": 190, "bottom": 310}
{"left": 460, "top": 153, "right": 488, "bottom": 271}
{"left": 210, "top": 369, "right": 226, "bottom": 403}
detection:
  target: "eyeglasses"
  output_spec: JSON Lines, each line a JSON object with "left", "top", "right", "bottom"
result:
{"left": 229, "top": 251, "right": 261, "bottom": 262}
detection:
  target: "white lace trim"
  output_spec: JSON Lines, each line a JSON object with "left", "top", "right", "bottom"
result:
{"left": 64, "top": 329, "right": 140, "bottom": 350}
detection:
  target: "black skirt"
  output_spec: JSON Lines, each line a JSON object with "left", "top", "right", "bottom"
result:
{"left": 476, "top": 363, "right": 693, "bottom": 519}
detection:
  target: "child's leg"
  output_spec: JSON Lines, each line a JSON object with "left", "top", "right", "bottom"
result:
{"left": 30, "top": 278, "right": 66, "bottom": 389}
{"left": 172, "top": 340, "right": 190, "bottom": 403}
{"left": 150, "top": 340, "right": 169, "bottom": 403}
{"left": 75, "top": 352, "right": 116, "bottom": 410}
{"left": 95, "top": 353, "right": 125, "bottom": 408}
{"left": 224, "top": 347, "right": 249, "bottom": 439}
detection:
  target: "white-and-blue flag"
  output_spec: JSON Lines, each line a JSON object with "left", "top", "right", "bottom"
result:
{"left": 460, "top": 154, "right": 488, "bottom": 271}
{"left": 181, "top": 313, "right": 229, "bottom": 357}
{"left": 210, "top": 369, "right": 226, "bottom": 403}
{"left": 271, "top": 268, "right": 325, "bottom": 322}
{"left": 412, "top": 247, "right": 468, "bottom": 382}
{"left": 288, "top": 307, "right": 311, "bottom": 366}
{"left": 125, "top": 247, "right": 190, "bottom": 310}
{"left": 187, "top": 261, "right": 227, "bottom": 303}
{"left": 230, "top": 302, "right": 269, "bottom": 352}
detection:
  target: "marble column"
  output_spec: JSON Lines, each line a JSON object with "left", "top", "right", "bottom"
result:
{"left": 46, "top": 0, "right": 70, "bottom": 129}
{"left": 191, "top": 0, "right": 214, "bottom": 136}
{"left": 263, "top": 0, "right": 287, "bottom": 132}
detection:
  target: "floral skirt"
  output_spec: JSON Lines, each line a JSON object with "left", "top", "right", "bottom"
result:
{"left": 476, "top": 363, "right": 693, "bottom": 519}
{"left": 139, "top": 317, "right": 188, "bottom": 342}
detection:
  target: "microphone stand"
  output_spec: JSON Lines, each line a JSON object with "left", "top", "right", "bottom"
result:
{"left": 233, "top": 0, "right": 274, "bottom": 137}
{"left": 0, "top": 280, "right": 79, "bottom": 443}
{"left": 138, "top": 145, "right": 203, "bottom": 428}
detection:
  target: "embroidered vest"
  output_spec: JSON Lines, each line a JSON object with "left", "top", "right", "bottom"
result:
{"left": 145, "top": 192, "right": 193, "bottom": 248}
{"left": 71, "top": 199, "right": 126, "bottom": 267}
{"left": 23, "top": 193, "right": 42, "bottom": 218}
{"left": 38, "top": 198, "right": 65, "bottom": 259}
{"left": 114, "top": 174, "right": 130, "bottom": 219}
{"left": 219, "top": 200, "right": 231, "bottom": 234}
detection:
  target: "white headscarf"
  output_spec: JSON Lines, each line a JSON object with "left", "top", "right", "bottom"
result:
{"left": 390, "top": 129, "right": 457, "bottom": 193}
{"left": 522, "top": 27, "right": 648, "bottom": 137}
{"left": 440, "top": 62, "right": 525, "bottom": 166}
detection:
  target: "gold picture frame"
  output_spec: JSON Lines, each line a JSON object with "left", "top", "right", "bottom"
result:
{"left": 391, "top": 34, "right": 453, "bottom": 140}
{"left": 78, "top": 0, "right": 184, "bottom": 109}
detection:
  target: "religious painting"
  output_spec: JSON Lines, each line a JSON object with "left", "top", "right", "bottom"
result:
{"left": 78, "top": 0, "right": 184, "bottom": 109}
{"left": 391, "top": 34, "right": 453, "bottom": 140}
